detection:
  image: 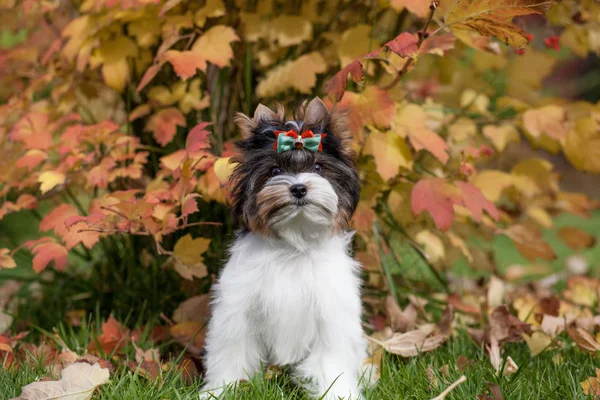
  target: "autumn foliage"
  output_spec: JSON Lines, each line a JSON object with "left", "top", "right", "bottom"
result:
{"left": 1, "top": 0, "right": 600, "bottom": 396}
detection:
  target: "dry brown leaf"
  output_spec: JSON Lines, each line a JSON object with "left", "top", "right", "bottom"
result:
{"left": 504, "top": 223, "right": 556, "bottom": 262}
{"left": 172, "top": 294, "right": 211, "bottom": 325}
{"left": 567, "top": 326, "right": 600, "bottom": 353}
{"left": 10, "top": 362, "right": 110, "bottom": 400}
{"left": 385, "top": 295, "right": 417, "bottom": 333}
{"left": 373, "top": 324, "right": 447, "bottom": 357}
{"left": 541, "top": 315, "right": 566, "bottom": 337}
{"left": 557, "top": 227, "right": 596, "bottom": 251}
{"left": 489, "top": 305, "right": 531, "bottom": 345}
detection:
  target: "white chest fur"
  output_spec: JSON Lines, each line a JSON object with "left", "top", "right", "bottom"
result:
{"left": 203, "top": 232, "right": 367, "bottom": 399}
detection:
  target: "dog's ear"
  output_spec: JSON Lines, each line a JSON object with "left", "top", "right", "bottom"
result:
{"left": 300, "top": 97, "right": 354, "bottom": 159}
{"left": 304, "top": 97, "right": 329, "bottom": 125}
{"left": 234, "top": 103, "right": 285, "bottom": 139}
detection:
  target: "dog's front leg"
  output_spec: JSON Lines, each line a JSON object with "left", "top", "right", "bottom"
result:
{"left": 201, "top": 295, "right": 263, "bottom": 397}
{"left": 294, "top": 338, "right": 365, "bottom": 400}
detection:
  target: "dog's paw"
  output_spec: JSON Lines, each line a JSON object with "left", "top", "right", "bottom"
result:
{"left": 199, "top": 384, "right": 224, "bottom": 400}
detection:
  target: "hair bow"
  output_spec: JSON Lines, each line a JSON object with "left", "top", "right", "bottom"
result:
{"left": 273, "top": 130, "right": 326, "bottom": 153}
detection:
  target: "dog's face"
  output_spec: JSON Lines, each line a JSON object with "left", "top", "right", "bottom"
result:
{"left": 230, "top": 98, "right": 359, "bottom": 245}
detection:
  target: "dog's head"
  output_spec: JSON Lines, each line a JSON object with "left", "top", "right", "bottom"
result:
{"left": 230, "top": 98, "right": 359, "bottom": 247}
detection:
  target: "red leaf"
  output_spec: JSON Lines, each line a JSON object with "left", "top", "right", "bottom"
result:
{"left": 411, "top": 178, "right": 462, "bottom": 231}
{"left": 145, "top": 108, "right": 186, "bottom": 147}
{"left": 186, "top": 122, "right": 212, "bottom": 152}
{"left": 16, "top": 194, "right": 37, "bottom": 209}
{"left": 30, "top": 241, "right": 68, "bottom": 273}
{"left": 455, "top": 181, "right": 499, "bottom": 222}
{"left": 164, "top": 50, "right": 206, "bottom": 80}
{"left": 384, "top": 32, "right": 419, "bottom": 57}
{"left": 181, "top": 193, "right": 200, "bottom": 218}
{"left": 325, "top": 59, "right": 364, "bottom": 103}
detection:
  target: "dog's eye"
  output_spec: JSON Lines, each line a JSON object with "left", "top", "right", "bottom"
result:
{"left": 313, "top": 163, "right": 323, "bottom": 174}
{"left": 270, "top": 166, "right": 283, "bottom": 177}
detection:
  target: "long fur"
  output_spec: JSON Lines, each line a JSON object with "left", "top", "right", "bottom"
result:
{"left": 201, "top": 99, "right": 368, "bottom": 399}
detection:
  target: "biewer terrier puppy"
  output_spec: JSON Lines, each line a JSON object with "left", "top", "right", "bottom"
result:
{"left": 202, "top": 98, "right": 368, "bottom": 399}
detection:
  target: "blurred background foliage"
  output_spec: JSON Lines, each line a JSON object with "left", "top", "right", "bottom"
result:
{"left": 0, "top": 0, "right": 598, "bottom": 349}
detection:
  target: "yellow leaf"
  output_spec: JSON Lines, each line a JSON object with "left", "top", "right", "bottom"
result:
{"left": 563, "top": 117, "right": 600, "bottom": 173}
{"left": 439, "top": 0, "right": 555, "bottom": 48}
{"left": 214, "top": 157, "right": 236, "bottom": 186}
{"left": 338, "top": 24, "right": 377, "bottom": 67}
{"left": 38, "top": 171, "right": 66, "bottom": 194}
{"left": 194, "top": 0, "right": 226, "bottom": 27}
{"left": 101, "top": 58, "right": 130, "bottom": 92}
{"left": 473, "top": 171, "right": 513, "bottom": 202}
{"left": 256, "top": 52, "right": 327, "bottom": 97}
{"left": 523, "top": 331, "right": 552, "bottom": 357}
{"left": 0, "top": 249, "right": 16, "bottom": 269}
{"left": 415, "top": 230, "right": 445, "bottom": 263}
{"left": 240, "top": 12, "right": 263, "bottom": 42}
{"left": 460, "top": 89, "right": 490, "bottom": 114}
{"left": 483, "top": 124, "right": 520, "bottom": 151}
{"left": 95, "top": 36, "right": 138, "bottom": 65}
{"left": 364, "top": 130, "right": 412, "bottom": 181}
{"left": 389, "top": 0, "right": 430, "bottom": 17}
{"left": 581, "top": 369, "right": 600, "bottom": 398}
{"left": 191, "top": 25, "right": 239, "bottom": 68}
{"left": 526, "top": 206, "right": 553, "bottom": 229}
{"left": 506, "top": 51, "right": 557, "bottom": 101}
{"left": 268, "top": 15, "right": 312, "bottom": 47}
{"left": 179, "top": 78, "right": 210, "bottom": 114}
{"left": 523, "top": 105, "right": 569, "bottom": 140}
{"left": 173, "top": 234, "right": 211, "bottom": 266}
{"left": 448, "top": 118, "right": 477, "bottom": 143}
{"left": 128, "top": 16, "right": 161, "bottom": 48}
{"left": 387, "top": 182, "right": 414, "bottom": 226}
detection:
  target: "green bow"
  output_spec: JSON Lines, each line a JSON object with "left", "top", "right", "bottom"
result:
{"left": 273, "top": 130, "right": 326, "bottom": 153}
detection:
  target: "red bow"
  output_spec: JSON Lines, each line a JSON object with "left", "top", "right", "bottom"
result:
{"left": 272, "top": 130, "right": 326, "bottom": 152}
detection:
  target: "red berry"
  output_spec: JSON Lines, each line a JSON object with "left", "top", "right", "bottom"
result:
{"left": 544, "top": 35, "right": 560, "bottom": 51}
{"left": 525, "top": 33, "right": 534, "bottom": 42}
{"left": 514, "top": 48, "right": 526, "bottom": 55}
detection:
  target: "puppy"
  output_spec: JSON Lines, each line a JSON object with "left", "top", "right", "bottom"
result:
{"left": 202, "top": 98, "right": 367, "bottom": 399}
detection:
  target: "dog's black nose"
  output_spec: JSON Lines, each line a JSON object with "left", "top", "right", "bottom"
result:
{"left": 290, "top": 184, "right": 307, "bottom": 199}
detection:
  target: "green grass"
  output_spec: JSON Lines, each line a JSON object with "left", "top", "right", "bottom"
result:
{"left": 1, "top": 330, "right": 599, "bottom": 399}
{"left": 1, "top": 210, "right": 599, "bottom": 399}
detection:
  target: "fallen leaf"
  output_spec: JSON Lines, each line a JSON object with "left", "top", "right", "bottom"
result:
{"left": 567, "top": 326, "right": 600, "bottom": 353}
{"left": 173, "top": 294, "right": 211, "bottom": 325}
{"left": 557, "top": 227, "right": 596, "bottom": 251}
{"left": 581, "top": 368, "right": 600, "bottom": 399}
{"left": 504, "top": 223, "right": 557, "bottom": 262}
{"left": 10, "top": 362, "right": 109, "bottom": 400}
{"left": 385, "top": 295, "right": 417, "bottom": 333}
{"left": 523, "top": 331, "right": 552, "bottom": 356}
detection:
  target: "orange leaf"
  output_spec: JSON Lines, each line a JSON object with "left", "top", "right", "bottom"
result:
{"left": 185, "top": 122, "right": 211, "bottom": 152}
{"left": 164, "top": 50, "right": 207, "bottom": 80}
{"left": 411, "top": 178, "right": 462, "bottom": 231}
{"left": 145, "top": 108, "right": 186, "bottom": 147}
{"left": 15, "top": 149, "right": 48, "bottom": 171}
{"left": 40, "top": 204, "right": 100, "bottom": 250}
{"left": 29, "top": 240, "right": 68, "bottom": 273}
{"left": 9, "top": 113, "right": 53, "bottom": 150}
{"left": 455, "top": 181, "right": 499, "bottom": 222}
{"left": 181, "top": 193, "right": 200, "bottom": 218}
